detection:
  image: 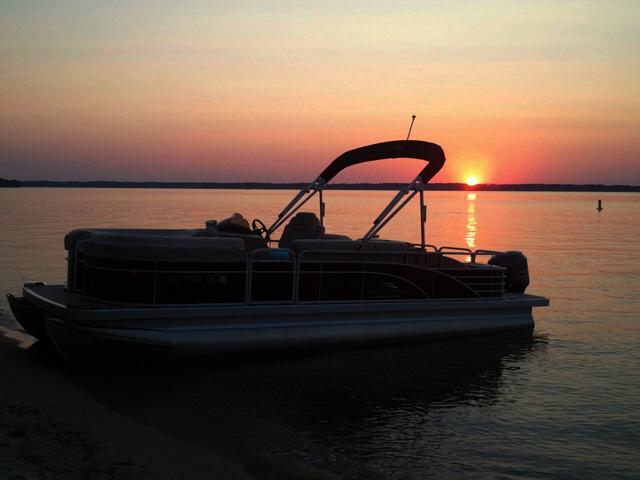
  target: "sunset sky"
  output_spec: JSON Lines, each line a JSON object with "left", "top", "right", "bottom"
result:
{"left": 1, "top": 1, "right": 639, "bottom": 184}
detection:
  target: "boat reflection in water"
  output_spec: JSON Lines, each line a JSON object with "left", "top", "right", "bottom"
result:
{"left": 74, "top": 330, "right": 546, "bottom": 478}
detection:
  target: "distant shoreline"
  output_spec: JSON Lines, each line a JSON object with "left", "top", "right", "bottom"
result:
{"left": 0, "top": 179, "right": 638, "bottom": 192}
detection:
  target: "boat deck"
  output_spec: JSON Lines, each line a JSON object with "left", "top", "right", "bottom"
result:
{"left": 21, "top": 282, "right": 549, "bottom": 322}
{"left": 24, "top": 284, "right": 94, "bottom": 308}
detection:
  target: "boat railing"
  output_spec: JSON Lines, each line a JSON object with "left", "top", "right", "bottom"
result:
{"left": 245, "top": 247, "right": 505, "bottom": 304}
{"left": 79, "top": 245, "right": 505, "bottom": 306}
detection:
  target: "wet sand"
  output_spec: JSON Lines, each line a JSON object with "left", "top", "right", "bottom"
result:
{"left": 0, "top": 326, "right": 254, "bottom": 480}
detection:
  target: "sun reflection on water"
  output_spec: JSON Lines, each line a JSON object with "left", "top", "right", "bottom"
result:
{"left": 465, "top": 193, "right": 477, "bottom": 262}
{"left": 466, "top": 193, "right": 477, "bottom": 249}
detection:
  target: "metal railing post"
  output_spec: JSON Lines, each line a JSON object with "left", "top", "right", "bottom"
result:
{"left": 319, "top": 188, "right": 325, "bottom": 227}
{"left": 419, "top": 187, "right": 426, "bottom": 250}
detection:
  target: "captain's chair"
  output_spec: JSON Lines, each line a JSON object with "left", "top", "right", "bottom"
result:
{"left": 278, "top": 212, "right": 325, "bottom": 248}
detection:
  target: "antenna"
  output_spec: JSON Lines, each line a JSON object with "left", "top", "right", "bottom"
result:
{"left": 406, "top": 115, "right": 416, "bottom": 140}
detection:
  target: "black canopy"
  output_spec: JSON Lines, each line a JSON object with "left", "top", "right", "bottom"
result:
{"left": 318, "top": 140, "right": 446, "bottom": 184}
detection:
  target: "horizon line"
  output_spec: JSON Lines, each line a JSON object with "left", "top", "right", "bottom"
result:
{"left": 1, "top": 179, "right": 638, "bottom": 192}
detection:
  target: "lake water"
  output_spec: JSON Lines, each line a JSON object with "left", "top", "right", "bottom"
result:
{"left": 1, "top": 188, "right": 639, "bottom": 479}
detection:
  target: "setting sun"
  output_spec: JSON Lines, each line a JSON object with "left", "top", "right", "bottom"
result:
{"left": 466, "top": 176, "right": 479, "bottom": 187}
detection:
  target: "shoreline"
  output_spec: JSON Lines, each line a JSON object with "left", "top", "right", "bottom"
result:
{"left": 0, "top": 326, "right": 254, "bottom": 480}
{"left": 0, "top": 323, "right": 351, "bottom": 479}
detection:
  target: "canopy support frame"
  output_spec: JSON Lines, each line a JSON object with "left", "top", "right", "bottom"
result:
{"left": 268, "top": 178, "right": 324, "bottom": 235}
{"left": 267, "top": 140, "right": 444, "bottom": 247}
{"left": 362, "top": 176, "right": 427, "bottom": 249}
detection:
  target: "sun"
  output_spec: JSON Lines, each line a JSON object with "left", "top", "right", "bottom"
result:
{"left": 466, "top": 176, "right": 479, "bottom": 187}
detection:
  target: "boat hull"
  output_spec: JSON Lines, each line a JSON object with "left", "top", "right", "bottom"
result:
{"left": 7, "top": 293, "right": 49, "bottom": 342}
{"left": 12, "top": 284, "right": 549, "bottom": 363}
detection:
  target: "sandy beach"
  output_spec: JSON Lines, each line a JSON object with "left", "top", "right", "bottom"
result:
{"left": 0, "top": 325, "right": 254, "bottom": 480}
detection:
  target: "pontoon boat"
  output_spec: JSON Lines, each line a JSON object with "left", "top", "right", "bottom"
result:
{"left": 7, "top": 140, "right": 549, "bottom": 362}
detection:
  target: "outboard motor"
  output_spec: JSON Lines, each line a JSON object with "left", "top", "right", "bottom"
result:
{"left": 488, "top": 251, "right": 530, "bottom": 294}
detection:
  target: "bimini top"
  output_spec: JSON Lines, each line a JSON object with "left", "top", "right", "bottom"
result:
{"left": 268, "top": 139, "right": 447, "bottom": 240}
{"left": 317, "top": 140, "right": 445, "bottom": 184}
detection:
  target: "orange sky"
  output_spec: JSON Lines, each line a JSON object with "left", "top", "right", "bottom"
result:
{"left": 1, "top": 1, "right": 639, "bottom": 184}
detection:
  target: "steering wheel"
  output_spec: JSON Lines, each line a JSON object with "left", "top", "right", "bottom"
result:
{"left": 252, "top": 218, "right": 271, "bottom": 244}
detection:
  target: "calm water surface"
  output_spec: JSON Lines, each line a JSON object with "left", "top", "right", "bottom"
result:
{"left": 0, "top": 188, "right": 639, "bottom": 479}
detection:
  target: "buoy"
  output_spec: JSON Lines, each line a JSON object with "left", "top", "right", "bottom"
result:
{"left": 597, "top": 199, "right": 603, "bottom": 212}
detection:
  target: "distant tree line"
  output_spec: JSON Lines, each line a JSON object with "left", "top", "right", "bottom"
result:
{"left": 0, "top": 177, "right": 20, "bottom": 187}
{"left": 10, "top": 180, "right": 640, "bottom": 192}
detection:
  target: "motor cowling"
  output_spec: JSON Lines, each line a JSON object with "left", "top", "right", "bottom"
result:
{"left": 488, "top": 251, "right": 530, "bottom": 294}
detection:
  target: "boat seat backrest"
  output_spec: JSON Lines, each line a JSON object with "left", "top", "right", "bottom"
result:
{"left": 365, "top": 239, "right": 414, "bottom": 251}
{"left": 65, "top": 228, "right": 203, "bottom": 252}
{"left": 200, "top": 220, "right": 267, "bottom": 251}
{"left": 322, "top": 233, "right": 352, "bottom": 240}
{"left": 81, "top": 234, "right": 247, "bottom": 263}
{"left": 364, "top": 239, "right": 416, "bottom": 262}
{"left": 278, "top": 212, "right": 325, "bottom": 249}
{"left": 291, "top": 239, "right": 360, "bottom": 254}
{"left": 291, "top": 238, "right": 414, "bottom": 262}
{"left": 218, "top": 232, "right": 267, "bottom": 252}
